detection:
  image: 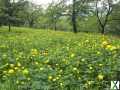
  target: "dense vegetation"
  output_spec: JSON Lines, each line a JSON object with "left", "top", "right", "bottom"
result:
{"left": 0, "top": 27, "right": 120, "bottom": 90}
{"left": 0, "top": 0, "right": 120, "bottom": 90}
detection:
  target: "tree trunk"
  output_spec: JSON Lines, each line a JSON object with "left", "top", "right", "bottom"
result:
{"left": 54, "top": 18, "right": 57, "bottom": 31}
{"left": 54, "top": 22, "right": 57, "bottom": 31}
{"left": 101, "top": 26, "right": 105, "bottom": 34}
{"left": 9, "top": 23, "right": 11, "bottom": 32}
{"left": 72, "top": 0, "right": 77, "bottom": 33}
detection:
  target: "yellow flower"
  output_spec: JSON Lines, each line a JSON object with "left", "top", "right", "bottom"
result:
{"left": 27, "top": 78, "right": 31, "bottom": 81}
{"left": 97, "top": 74, "right": 104, "bottom": 80}
{"left": 22, "top": 67, "right": 25, "bottom": 69}
{"left": 60, "top": 83, "right": 63, "bottom": 86}
{"left": 85, "top": 40, "right": 89, "bottom": 43}
{"left": 73, "top": 67, "right": 77, "bottom": 71}
{"left": 31, "top": 49, "right": 38, "bottom": 56}
{"left": 102, "top": 41, "right": 108, "bottom": 46}
{"left": 17, "top": 62, "right": 21, "bottom": 67}
{"left": 14, "top": 67, "right": 19, "bottom": 70}
{"left": 22, "top": 69, "right": 29, "bottom": 75}
{"left": 87, "top": 81, "right": 92, "bottom": 85}
{"left": 97, "top": 51, "right": 101, "bottom": 55}
{"left": 56, "top": 77, "right": 59, "bottom": 80}
{"left": 16, "top": 80, "right": 19, "bottom": 84}
{"left": 10, "top": 64, "right": 14, "bottom": 68}
{"left": 71, "top": 53, "right": 75, "bottom": 58}
{"left": 106, "top": 45, "right": 117, "bottom": 51}
{"left": 48, "top": 76, "right": 52, "bottom": 80}
{"left": 35, "top": 62, "right": 39, "bottom": 65}
{"left": 8, "top": 69, "right": 15, "bottom": 74}
{"left": 40, "top": 68, "right": 44, "bottom": 71}
{"left": 53, "top": 78, "right": 56, "bottom": 81}
{"left": 99, "top": 64, "right": 103, "bottom": 67}
{"left": 89, "top": 67, "right": 93, "bottom": 70}
{"left": 81, "top": 59, "right": 85, "bottom": 62}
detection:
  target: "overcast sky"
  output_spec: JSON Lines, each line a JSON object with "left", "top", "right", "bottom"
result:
{"left": 29, "top": 0, "right": 58, "bottom": 5}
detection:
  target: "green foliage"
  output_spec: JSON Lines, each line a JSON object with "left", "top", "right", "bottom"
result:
{"left": 0, "top": 27, "right": 120, "bottom": 89}
{"left": 108, "top": 1, "right": 120, "bottom": 35}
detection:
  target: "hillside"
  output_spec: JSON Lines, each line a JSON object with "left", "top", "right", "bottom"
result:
{"left": 0, "top": 27, "right": 120, "bottom": 90}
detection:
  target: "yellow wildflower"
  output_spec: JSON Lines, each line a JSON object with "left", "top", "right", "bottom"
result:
{"left": 17, "top": 62, "right": 21, "bottom": 67}
{"left": 48, "top": 76, "right": 52, "bottom": 80}
{"left": 106, "top": 45, "right": 117, "bottom": 51}
{"left": 27, "top": 78, "right": 31, "bottom": 81}
{"left": 73, "top": 67, "right": 77, "bottom": 71}
{"left": 53, "top": 78, "right": 56, "bottom": 82}
{"left": 35, "top": 62, "right": 39, "bottom": 65}
{"left": 97, "top": 51, "right": 101, "bottom": 55}
{"left": 60, "top": 83, "right": 63, "bottom": 86}
{"left": 81, "top": 59, "right": 85, "bottom": 62}
{"left": 71, "top": 53, "right": 75, "bottom": 58}
{"left": 16, "top": 80, "right": 19, "bottom": 84}
{"left": 97, "top": 74, "right": 104, "bottom": 80}
{"left": 99, "top": 64, "right": 103, "bottom": 67}
{"left": 8, "top": 69, "right": 15, "bottom": 74}
{"left": 14, "top": 67, "right": 19, "bottom": 70}
{"left": 22, "top": 69, "right": 29, "bottom": 75}
{"left": 10, "top": 64, "right": 14, "bottom": 68}
{"left": 40, "top": 68, "right": 44, "bottom": 71}
{"left": 31, "top": 49, "right": 38, "bottom": 56}
{"left": 102, "top": 41, "right": 108, "bottom": 46}
{"left": 56, "top": 77, "right": 59, "bottom": 80}
{"left": 89, "top": 67, "right": 93, "bottom": 70}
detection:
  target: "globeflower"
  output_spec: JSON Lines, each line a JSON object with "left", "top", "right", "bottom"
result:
{"left": 97, "top": 74, "right": 104, "bottom": 80}
{"left": 31, "top": 49, "right": 38, "bottom": 56}
{"left": 106, "top": 45, "right": 117, "bottom": 51}
{"left": 102, "top": 41, "right": 108, "bottom": 46}
{"left": 10, "top": 64, "right": 15, "bottom": 68}
{"left": 22, "top": 69, "right": 29, "bottom": 75}
{"left": 73, "top": 67, "right": 77, "bottom": 71}
{"left": 48, "top": 76, "right": 53, "bottom": 80}
{"left": 8, "top": 69, "right": 15, "bottom": 74}
{"left": 71, "top": 53, "right": 75, "bottom": 58}
{"left": 17, "top": 62, "right": 21, "bottom": 67}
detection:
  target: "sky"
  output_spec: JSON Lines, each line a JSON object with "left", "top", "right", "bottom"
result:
{"left": 29, "top": 0, "right": 58, "bottom": 5}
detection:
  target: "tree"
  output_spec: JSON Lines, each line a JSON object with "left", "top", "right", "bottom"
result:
{"left": 0, "top": 0, "right": 27, "bottom": 31}
{"left": 23, "top": 2, "right": 43, "bottom": 28}
{"left": 64, "top": 0, "right": 89, "bottom": 33}
{"left": 45, "top": 0, "right": 67, "bottom": 31}
{"left": 109, "top": 1, "right": 120, "bottom": 34}
{"left": 95, "top": 0, "right": 113, "bottom": 34}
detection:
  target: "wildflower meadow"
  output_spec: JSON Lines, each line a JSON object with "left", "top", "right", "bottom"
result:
{"left": 0, "top": 27, "right": 120, "bottom": 90}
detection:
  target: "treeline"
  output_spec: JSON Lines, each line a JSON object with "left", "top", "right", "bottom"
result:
{"left": 0, "top": 0, "right": 120, "bottom": 34}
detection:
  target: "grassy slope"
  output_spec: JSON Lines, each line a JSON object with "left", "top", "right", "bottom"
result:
{"left": 0, "top": 26, "right": 120, "bottom": 90}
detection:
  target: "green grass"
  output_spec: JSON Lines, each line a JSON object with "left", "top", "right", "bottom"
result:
{"left": 0, "top": 26, "right": 120, "bottom": 90}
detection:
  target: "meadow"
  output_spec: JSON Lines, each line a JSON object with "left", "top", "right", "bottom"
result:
{"left": 0, "top": 27, "right": 120, "bottom": 90}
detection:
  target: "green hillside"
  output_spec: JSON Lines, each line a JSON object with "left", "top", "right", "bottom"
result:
{"left": 0, "top": 27, "right": 120, "bottom": 90}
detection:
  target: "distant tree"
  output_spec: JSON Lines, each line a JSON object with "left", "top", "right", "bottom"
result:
{"left": 95, "top": 0, "right": 113, "bottom": 34}
{"left": 109, "top": 1, "right": 120, "bottom": 34}
{"left": 0, "top": 0, "right": 27, "bottom": 31}
{"left": 62, "top": 0, "right": 89, "bottom": 33}
{"left": 45, "top": 0, "right": 66, "bottom": 31}
{"left": 22, "top": 2, "right": 43, "bottom": 28}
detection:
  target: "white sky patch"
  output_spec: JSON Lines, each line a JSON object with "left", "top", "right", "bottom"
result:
{"left": 29, "top": 0, "right": 58, "bottom": 5}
